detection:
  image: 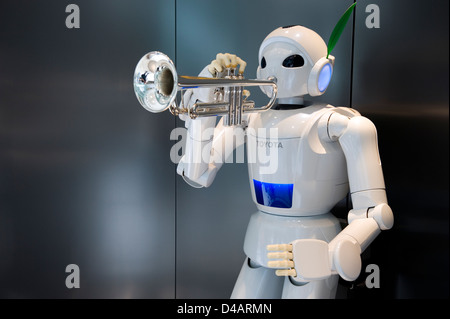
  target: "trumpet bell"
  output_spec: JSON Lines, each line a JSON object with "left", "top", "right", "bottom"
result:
{"left": 133, "top": 51, "right": 178, "bottom": 113}
{"left": 133, "top": 51, "right": 278, "bottom": 126}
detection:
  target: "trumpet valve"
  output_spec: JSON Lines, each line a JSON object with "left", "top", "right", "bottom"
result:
{"left": 213, "top": 88, "right": 224, "bottom": 102}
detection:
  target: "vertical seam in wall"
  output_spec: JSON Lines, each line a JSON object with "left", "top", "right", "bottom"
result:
{"left": 174, "top": 0, "right": 178, "bottom": 300}
{"left": 349, "top": 0, "right": 356, "bottom": 108}
{"left": 345, "top": 0, "right": 357, "bottom": 210}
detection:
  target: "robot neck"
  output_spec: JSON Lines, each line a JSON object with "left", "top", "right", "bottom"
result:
{"left": 275, "top": 96, "right": 307, "bottom": 110}
{"left": 278, "top": 96, "right": 304, "bottom": 105}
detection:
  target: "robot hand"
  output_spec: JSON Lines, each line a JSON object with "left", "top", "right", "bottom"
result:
{"left": 179, "top": 53, "right": 248, "bottom": 121}
{"left": 207, "top": 53, "right": 247, "bottom": 76}
{"left": 206, "top": 53, "right": 250, "bottom": 99}
{"left": 267, "top": 236, "right": 362, "bottom": 283}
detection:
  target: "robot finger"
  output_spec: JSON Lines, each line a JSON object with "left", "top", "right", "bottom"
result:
{"left": 267, "top": 244, "right": 293, "bottom": 252}
{"left": 236, "top": 57, "right": 247, "bottom": 74}
{"left": 268, "top": 260, "right": 294, "bottom": 268}
{"left": 275, "top": 269, "right": 297, "bottom": 277}
{"left": 207, "top": 64, "right": 215, "bottom": 76}
{"left": 267, "top": 251, "right": 293, "bottom": 259}
{"left": 208, "top": 60, "right": 223, "bottom": 76}
{"left": 226, "top": 53, "right": 237, "bottom": 67}
{"left": 216, "top": 53, "right": 232, "bottom": 68}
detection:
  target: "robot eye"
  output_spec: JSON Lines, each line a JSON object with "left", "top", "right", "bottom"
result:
{"left": 282, "top": 55, "right": 304, "bottom": 68}
{"left": 261, "top": 57, "right": 267, "bottom": 69}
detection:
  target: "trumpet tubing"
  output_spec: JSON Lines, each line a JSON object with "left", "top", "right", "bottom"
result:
{"left": 134, "top": 51, "right": 277, "bottom": 126}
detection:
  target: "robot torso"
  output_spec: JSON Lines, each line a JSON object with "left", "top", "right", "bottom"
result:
{"left": 246, "top": 103, "right": 356, "bottom": 217}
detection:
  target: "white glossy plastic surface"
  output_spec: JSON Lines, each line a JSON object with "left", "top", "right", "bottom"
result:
{"left": 243, "top": 211, "right": 341, "bottom": 268}
{"left": 291, "top": 239, "right": 332, "bottom": 281}
{"left": 328, "top": 217, "right": 380, "bottom": 281}
{"left": 368, "top": 203, "right": 394, "bottom": 230}
{"left": 246, "top": 105, "right": 350, "bottom": 216}
{"left": 338, "top": 116, "right": 386, "bottom": 197}
{"left": 351, "top": 189, "right": 388, "bottom": 209}
{"left": 257, "top": 26, "right": 331, "bottom": 98}
{"left": 179, "top": 116, "right": 216, "bottom": 182}
{"left": 332, "top": 236, "right": 362, "bottom": 281}
{"left": 231, "top": 259, "right": 284, "bottom": 299}
{"left": 307, "top": 56, "right": 334, "bottom": 96}
{"left": 259, "top": 26, "right": 327, "bottom": 66}
{"left": 231, "top": 257, "right": 339, "bottom": 299}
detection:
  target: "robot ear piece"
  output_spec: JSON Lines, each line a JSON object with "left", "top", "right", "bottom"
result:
{"left": 307, "top": 56, "right": 334, "bottom": 96}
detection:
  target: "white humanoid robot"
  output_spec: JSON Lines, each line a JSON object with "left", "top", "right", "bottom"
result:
{"left": 173, "top": 24, "right": 394, "bottom": 299}
{"left": 134, "top": 14, "right": 394, "bottom": 297}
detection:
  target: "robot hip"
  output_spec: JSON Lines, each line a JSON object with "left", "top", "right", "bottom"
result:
{"left": 243, "top": 210, "right": 341, "bottom": 267}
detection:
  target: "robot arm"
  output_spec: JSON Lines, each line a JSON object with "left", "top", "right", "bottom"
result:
{"left": 177, "top": 54, "right": 248, "bottom": 188}
{"left": 323, "top": 113, "right": 393, "bottom": 280}
{"left": 177, "top": 116, "right": 246, "bottom": 188}
{"left": 268, "top": 112, "right": 394, "bottom": 282}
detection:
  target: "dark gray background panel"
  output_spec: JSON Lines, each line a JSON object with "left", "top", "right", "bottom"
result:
{"left": 0, "top": 0, "right": 176, "bottom": 298}
{"left": 352, "top": 0, "right": 449, "bottom": 298}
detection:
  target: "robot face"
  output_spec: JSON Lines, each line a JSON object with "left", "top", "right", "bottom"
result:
{"left": 257, "top": 41, "right": 312, "bottom": 98}
{"left": 257, "top": 26, "right": 331, "bottom": 99}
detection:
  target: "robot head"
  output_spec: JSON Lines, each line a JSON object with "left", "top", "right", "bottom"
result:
{"left": 257, "top": 25, "right": 335, "bottom": 99}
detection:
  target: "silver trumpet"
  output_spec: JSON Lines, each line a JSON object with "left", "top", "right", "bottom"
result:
{"left": 133, "top": 51, "right": 277, "bottom": 126}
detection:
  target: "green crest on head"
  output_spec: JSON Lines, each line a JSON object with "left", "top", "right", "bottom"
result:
{"left": 327, "top": 2, "right": 357, "bottom": 58}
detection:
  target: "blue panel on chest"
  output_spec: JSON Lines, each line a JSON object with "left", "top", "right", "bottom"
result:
{"left": 253, "top": 179, "right": 294, "bottom": 209}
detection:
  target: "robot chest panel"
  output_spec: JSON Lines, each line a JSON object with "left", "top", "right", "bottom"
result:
{"left": 246, "top": 127, "right": 335, "bottom": 184}
{"left": 246, "top": 107, "right": 348, "bottom": 215}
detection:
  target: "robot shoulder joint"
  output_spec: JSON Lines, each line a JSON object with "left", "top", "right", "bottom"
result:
{"left": 318, "top": 111, "right": 350, "bottom": 142}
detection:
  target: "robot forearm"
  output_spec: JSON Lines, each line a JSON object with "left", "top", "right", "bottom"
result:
{"left": 176, "top": 65, "right": 221, "bottom": 187}
{"left": 177, "top": 116, "right": 216, "bottom": 187}
{"left": 177, "top": 116, "right": 246, "bottom": 188}
{"left": 327, "top": 215, "right": 382, "bottom": 281}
